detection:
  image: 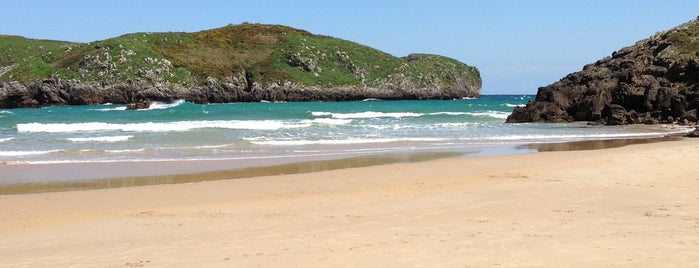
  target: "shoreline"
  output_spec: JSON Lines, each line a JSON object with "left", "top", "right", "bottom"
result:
{"left": 0, "top": 135, "right": 687, "bottom": 195}
{"left": 1, "top": 138, "right": 697, "bottom": 266}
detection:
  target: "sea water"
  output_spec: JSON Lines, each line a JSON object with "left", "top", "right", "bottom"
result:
{"left": 0, "top": 95, "right": 692, "bottom": 164}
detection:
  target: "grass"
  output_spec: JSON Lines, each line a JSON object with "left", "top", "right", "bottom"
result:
{"left": 0, "top": 23, "right": 481, "bottom": 91}
{"left": 661, "top": 20, "right": 699, "bottom": 59}
{"left": 0, "top": 35, "right": 75, "bottom": 81}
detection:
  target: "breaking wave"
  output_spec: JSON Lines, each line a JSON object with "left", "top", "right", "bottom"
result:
{"left": 66, "top": 135, "right": 134, "bottom": 142}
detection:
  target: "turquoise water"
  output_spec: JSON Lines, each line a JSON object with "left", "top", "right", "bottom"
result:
{"left": 0, "top": 95, "right": 692, "bottom": 164}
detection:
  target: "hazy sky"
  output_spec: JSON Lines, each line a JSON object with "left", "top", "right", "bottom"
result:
{"left": 1, "top": 0, "right": 698, "bottom": 94}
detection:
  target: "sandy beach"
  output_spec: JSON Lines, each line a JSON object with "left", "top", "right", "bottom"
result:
{"left": 1, "top": 139, "right": 698, "bottom": 267}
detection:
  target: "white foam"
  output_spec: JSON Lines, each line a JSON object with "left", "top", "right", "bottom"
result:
{"left": 0, "top": 137, "right": 14, "bottom": 143}
{"left": 66, "top": 135, "right": 134, "bottom": 142}
{"left": 105, "top": 148, "right": 147, "bottom": 153}
{"left": 435, "top": 122, "right": 478, "bottom": 128}
{"left": 0, "top": 149, "right": 63, "bottom": 156}
{"left": 465, "top": 111, "right": 511, "bottom": 119}
{"left": 313, "top": 111, "right": 423, "bottom": 119}
{"left": 142, "top": 99, "right": 186, "bottom": 110}
{"left": 503, "top": 103, "right": 525, "bottom": 108}
{"left": 93, "top": 106, "right": 127, "bottom": 111}
{"left": 0, "top": 110, "right": 13, "bottom": 114}
{"left": 17, "top": 120, "right": 310, "bottom": 133}
{"left": 301, "top": 118, "right": 353, "bottom": 125}
{"left": 250, "top": 137, "right": 445, "bottom": 146}
{"left": 311, "top": 111, "right": 333, "bottom": 117}
{"left": 428, "top": 112, "right": 469, "bottom": 116}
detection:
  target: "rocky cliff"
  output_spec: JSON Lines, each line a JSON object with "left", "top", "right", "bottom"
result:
{"left": 507, "top": 18, "right": 699, "bottom": 125}
{"left": 0, "top": 24, "right": 481, "bottom": 108}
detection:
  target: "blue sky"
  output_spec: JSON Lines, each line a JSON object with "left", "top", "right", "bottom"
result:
{"left": 1, "top": 1, "right": 698, "bottom": 94}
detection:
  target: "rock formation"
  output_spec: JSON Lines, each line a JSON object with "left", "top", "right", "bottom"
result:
{"left": 507, "top": 18, "right": 699, "bottom": 125}
{"left": 0, "top": 75, "right": 478, "bottom": 108}
{"left": 0, "top": 24, "right": 481, "bottom": 108}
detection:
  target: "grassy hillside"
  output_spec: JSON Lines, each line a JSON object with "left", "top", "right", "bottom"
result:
{"left": 0, "top": 35, "right": 76, "bottom": 81}
{"left": 0, "top": 23, "right": 480, "bottom": 90}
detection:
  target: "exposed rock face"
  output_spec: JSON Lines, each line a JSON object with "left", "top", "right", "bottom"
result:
{"left": 507, "top": 18, "right": 699, "bottom": 125}
{"left": 0, "top": 76, "right": 478, "bottom": 108}
{"left": 0, "top": 24, "right": 481, "bottom": 108}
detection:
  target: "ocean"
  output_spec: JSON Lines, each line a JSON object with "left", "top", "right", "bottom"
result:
{"left": 0, "top": 95, "right": 693, "bottom": 165}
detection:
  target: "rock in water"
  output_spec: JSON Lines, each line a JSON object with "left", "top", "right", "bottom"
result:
{"left": 687, "top": 127, "right": 699, "bottom": 138}
{"left": 507, "top": 18, "right": 699, "bottom": 125}
{"left": 126, "top": 99, "right": 152, "bottom": 110}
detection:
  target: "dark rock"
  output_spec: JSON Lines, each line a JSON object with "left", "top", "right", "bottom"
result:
{"left": 604, "top": 104, "right": 628, "bottom": 125}
{"left": 0, "top": 71, "right": 480, "bottom": 108}
{"left": 508, "top": 18, "right": 699, "bottom": 125}
{"left": 126, "top": 99, "right": 152, "bottom": 110}
{"left": 682, "top": 109, "right": 698, "bottom": 122}
{"left": 687, "top": 127, "right": 699, "bottom": 138}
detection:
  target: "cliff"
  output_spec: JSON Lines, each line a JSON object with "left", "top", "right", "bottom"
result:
{"left": 0, "top": 24, "right": 481, "bottom": 108}
{"left": 507, "top": 18, "right": 699, "bottom": 125}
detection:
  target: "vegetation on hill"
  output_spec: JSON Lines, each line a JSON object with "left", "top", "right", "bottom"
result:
{"left": 0, "top": 23, "right": 480, "bottom": 92}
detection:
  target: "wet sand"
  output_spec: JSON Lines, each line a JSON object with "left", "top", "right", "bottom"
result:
{"left": 1, "top": 139, "right": 698, "bottom": 266}
{"left": 0, "top": 136, "right": 682, "bottom": 194}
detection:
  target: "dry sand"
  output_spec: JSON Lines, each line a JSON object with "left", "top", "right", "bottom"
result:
{"left": 1, "top": 139, "right": 698, "bottom": 267}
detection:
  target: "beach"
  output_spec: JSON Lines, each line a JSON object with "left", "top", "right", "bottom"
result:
{"left": 1, "top": 139, "right": 698, "bottom": 267}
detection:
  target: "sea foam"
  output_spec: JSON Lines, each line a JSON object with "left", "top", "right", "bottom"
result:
{"left": 0, "top": 149, "right": 63, "bottom": 156}
{"left": 249, "top": 137, "right": 445, "bottom": 146}
{"left": 93, "top": 106, "right": 127, "bottom": 111}
{"left": 66, "top": 135, "right": 134, "bottom": 142}
{"left": 17, "top": 120, "right": 311, "bottom": 133}
{"left": 142, "top": 99, "right": 186, "bottom": 110}
{"left": 465, "top": 111, "right": 511, "bottom": 120}
{"left": 312, "top": 111, "right": 423, "bottom": 119}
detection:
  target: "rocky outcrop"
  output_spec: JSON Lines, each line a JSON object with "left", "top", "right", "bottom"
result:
{"left": 0, "top": 24, "right": 480, "bottom": 108}
{"left": 0, "top": 75, "right": 478, "bottom": 108}
{"left": 507, "top": 18, "right": 699, "bottom": 125}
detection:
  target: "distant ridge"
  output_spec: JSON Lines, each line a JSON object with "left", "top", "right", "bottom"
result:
{"left": 0, "top": 23, "right": 481, "bottom": 108}
{"left": 507, "top": 18, "right": 699, "bottom": 126}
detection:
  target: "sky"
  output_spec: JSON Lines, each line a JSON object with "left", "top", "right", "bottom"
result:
{"left": 1, "top": 1, "right": 698, "bottom": 94}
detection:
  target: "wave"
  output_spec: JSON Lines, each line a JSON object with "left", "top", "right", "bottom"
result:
{"left": 503, "top": 103, "right": 525, "bottom": 108}
{"left": 66, "top": 135, "right": 134, "bottom": 143}
{"left": 105, "top": 148, "right": 147, "bottom": 153}
{"left": 312, "top": 110, "right": 504, "bottom": 120}
{"left": 435, "top": 122, "right": 479, "bottom": 128}
{"left": 311, "top": 111, "right": 333, "bottom": 117}
{"left": 142, "top": 99, "right": 186, "bottom": 110}
{"left": 17, "top": 120, "right": 311, "bottom": 133}
{"left": 0, "top": 110, "right": 13, "bottom": 114}
{"left": 249, "top": 137, "right": 446, "bottom": 146}
{"left": 92, "top": 106, "right": 127, "bottom": 112}
{"left": 300, "top": 118, "right": 353, "bottom": 125}
{"left": 0, "top": 137, "right": 14, "bottom": 143}
{"left": 428, "top": 112, "right": 469, "bottom": 116}
{"left": 0, "top": 149, "right": 63, "bottom": 157}
{"left": 312, "top": 111, "right": 423, "bottom": 119}
{"left": 465, "top": 111, "right": 511, "bottom": 120}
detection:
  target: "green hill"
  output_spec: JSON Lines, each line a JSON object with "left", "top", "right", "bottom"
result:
{"left": 0, "top": 23, "right": 480, "bottom": 107}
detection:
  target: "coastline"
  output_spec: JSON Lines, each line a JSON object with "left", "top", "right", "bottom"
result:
{"left": 1, "top": 138, "right": 698, "bottom": 266}
{"left": 0, "top": 136, "right": 685, "bottom": 195}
